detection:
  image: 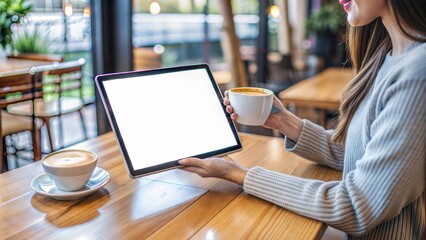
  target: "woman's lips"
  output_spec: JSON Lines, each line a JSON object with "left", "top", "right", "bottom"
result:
{"left": 339, "top": 0, "right": 352, "bottom": 12}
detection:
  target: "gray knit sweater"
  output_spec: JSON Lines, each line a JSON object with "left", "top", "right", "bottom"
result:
{"left": 243, "top": 42, "right": 426, "bottom": 239}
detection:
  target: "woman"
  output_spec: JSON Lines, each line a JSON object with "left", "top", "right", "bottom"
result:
{"left": 179, "top": 0, "right": 425, "bottom": 238}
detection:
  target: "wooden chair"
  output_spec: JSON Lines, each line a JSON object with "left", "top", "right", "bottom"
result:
{"left": 7, "top": 53, "right": 64, "bottom": 63}
{"left": 1, "top": 70, "right": 43, "bottom": 172}
{"left": 44, "top": 57, "right": 94, "bottom": 116}
{"left": 6, "top": 59, "right": 87, "bottom": 152}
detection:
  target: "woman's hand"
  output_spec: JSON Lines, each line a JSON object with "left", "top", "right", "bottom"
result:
{"left": 223, "top": 91, "right": 287, "bottom": 132}
{"left": 262, "top": 96, "right": 287, "bottom": 131}
{"left": 223, "top": 90, "right": 303, "bottom": 142}
{"left": 178, "top": 156, "right": 248, "bottom": 186}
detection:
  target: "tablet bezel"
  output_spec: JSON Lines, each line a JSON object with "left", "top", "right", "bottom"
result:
{"left": 95, "top": 64, "right": 242, "bottom": 178}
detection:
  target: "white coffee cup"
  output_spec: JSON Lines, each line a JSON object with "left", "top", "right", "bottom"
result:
{"left": 42, "top": 149, "right": 98, "bottom": 191}
{"left": 228, "top": 87, "right": 274, "bottom": 126}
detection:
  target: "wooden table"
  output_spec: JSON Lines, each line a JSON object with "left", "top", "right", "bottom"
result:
{"left": 0, "top": 58, "right": 52, "bottom": 74}
{"left": 0, "top": 132, "right": 341, "bottom": 239}
{"left": 279, "top": 67, "right": 353, "bottom": 127}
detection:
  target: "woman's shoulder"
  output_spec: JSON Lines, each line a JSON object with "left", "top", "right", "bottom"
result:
{"left": 396, "top": 42, "right": 426, "bottom": 82}
{"left": 375, "top": 43, "right": 426, "bottom": 103}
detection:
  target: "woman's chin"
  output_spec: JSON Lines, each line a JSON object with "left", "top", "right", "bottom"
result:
{"left": 347, "top": 16, "right": 367, "bottom": 27}
{"left": 347, "top": 13, "right": 380, "bottom": 27}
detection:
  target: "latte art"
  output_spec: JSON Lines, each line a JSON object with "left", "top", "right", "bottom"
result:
{"left": 43, "top": 151, "right": 96, "bottom": 167}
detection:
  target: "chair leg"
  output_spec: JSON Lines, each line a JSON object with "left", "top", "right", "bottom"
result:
{"left": 2, "top": 137, "right": 8, "bottom": 173}
{"left": 32, "top": 128, "right": 42, "bottom": 161}
{"left": 78, "top": 110, "right": 88, "bottom": 140}
{"left": 44, "top": 118, "right": 55, "bottom": 153}
{"left": 1, "top": 143, "right": 4, "bottom": 173}
{"left": 58, "top": 115, "right": 64, "bottom": 149}
{"left": 3, "top": 156, "right": 8, "bottom": 173}
{"left": 1, "top": 135, "right": 3, "bottom": 173}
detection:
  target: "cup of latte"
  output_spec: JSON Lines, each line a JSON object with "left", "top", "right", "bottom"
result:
{"left": 42, "top": 149, "right": 98, "bottom": 191}
{"left": 228, "top": 87, "right": 274, "bottom": 126}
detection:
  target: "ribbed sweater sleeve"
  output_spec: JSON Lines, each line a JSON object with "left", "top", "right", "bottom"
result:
{"left": 285, "top": 120, "right": 345, "bottom": 170}
{"left": 243, "top": 76, "right": 426, "bottom": 236}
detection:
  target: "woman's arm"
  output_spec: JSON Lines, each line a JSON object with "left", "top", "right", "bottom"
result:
{"left": 225, "top": 93, "right": 345, "bottom": 170}
{"left": 284, "top": 120, "right": 345, "bottom": 170}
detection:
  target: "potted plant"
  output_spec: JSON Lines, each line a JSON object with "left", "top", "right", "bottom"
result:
{"left": 0, "top": 0, "right": 31, "bottom": 57}
{"left": 12, "top": 28, "right": 49, "bottom": 54}
{"left": 306, "top": 3, "right": 346, "bottom": 58}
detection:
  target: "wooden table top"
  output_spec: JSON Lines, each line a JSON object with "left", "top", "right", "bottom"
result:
{"left": 0, "top": 132, "right": 341, "bottom": 239}
{"left": 0, "top": 58, "right": 52, "bottom": 75}
{"left": 279, "top": 67, "right": 354, "bottom": 109}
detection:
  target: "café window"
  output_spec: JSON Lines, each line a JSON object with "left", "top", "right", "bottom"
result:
{"left": 132, "top": 0, "right": 259, "bottom": 71}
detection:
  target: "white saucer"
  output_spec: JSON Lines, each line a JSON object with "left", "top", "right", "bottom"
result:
{"left": 31, "top": 167, "right": 110, "bottom": 200}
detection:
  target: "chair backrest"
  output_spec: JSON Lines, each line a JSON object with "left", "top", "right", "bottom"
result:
{"left": 0, "top": 69, "right": 44, "bottom": 165}
{"left": 42, "top": 58, "right": 86, "bottom": 99}
{"left": 0, "top": 70, "right": 44, "bottom": 110}
{"left": 8, "top": 53, "right": 64, "bottom": 63}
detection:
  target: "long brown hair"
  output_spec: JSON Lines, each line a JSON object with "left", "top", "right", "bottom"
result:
{"left": 332, "top": 0, "right": 426, "bottom": 143}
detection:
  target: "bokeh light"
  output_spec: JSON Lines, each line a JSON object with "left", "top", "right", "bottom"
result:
{"left": 153, "top": 44, "right": 165, "bottom": 54}
{"left": 269, "top": 5, "right": 280, "bottom": 19}
{"left": 150, "top": 2, "right": 161, "bottom": 15}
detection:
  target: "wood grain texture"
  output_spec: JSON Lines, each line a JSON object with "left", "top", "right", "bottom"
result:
{"left": 0, "top": 132, "right": 341, "bottom": 239}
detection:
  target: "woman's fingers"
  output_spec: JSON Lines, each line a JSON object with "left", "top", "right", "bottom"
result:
{"left": 180, "top": 165, "right": 209, "bottom": 177}
{"left": 273, "top": 96, "right": 285, "bottom": 111}
{"left": 179, "top": 158, "right": 204, "bottom": 167}
{"left": 223, "top": 98, "right": 230, "bottom": 106}
{"left": 230, "top": 113, "right": 237, "bottom": 120}
{"left": 179, "top": 156, "right": 246, "bottom": 185}
{"left": 179, "top": 158, "right": 208, "bottom": 176}
{"left": 223, "top": 91, "right": 230, "bottom": 105}
{"left": 179, "top": 158, "right": 213, "bottom": 177}
{"left": 223, "top": 91, "right": 238, "bottom": 120}
{"left": 226, "top": 105, "right": 233, "bottom": 113}
{"left": 225, "top": 103, "right": 237, "bottom": 120}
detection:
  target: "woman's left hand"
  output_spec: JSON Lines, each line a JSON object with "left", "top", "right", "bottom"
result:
{"left": 178, "top": 156, "right": 248, "bottom": 186}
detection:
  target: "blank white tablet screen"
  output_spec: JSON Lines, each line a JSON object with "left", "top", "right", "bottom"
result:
{"left": 103, "top": 68, "right": 238, "bottom": 170}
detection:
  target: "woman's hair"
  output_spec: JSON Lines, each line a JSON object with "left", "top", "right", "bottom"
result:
{"left": 332, "top": 0, "right": 426, "bottom": 143}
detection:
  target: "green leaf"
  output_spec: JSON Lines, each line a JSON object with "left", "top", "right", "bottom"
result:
{"left": 0, "top": 0, "right": 32, "bottom": 48}
{"left": 12, "top": 27, "right": 50, "bottom": 54}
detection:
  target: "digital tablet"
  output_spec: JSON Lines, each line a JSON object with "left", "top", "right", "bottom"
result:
{"left": 95, "top": 64, "right": 242, "bottom": 178}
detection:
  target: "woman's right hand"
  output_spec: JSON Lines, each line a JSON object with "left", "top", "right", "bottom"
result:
{"left": 262, "top": 96, "right": 287, "bottom": 131}
{"left": 222, "top": 90, "right": 238, "bottom": 121}
{"left": 223, "top": 90, "right": 303, "bottom": 141}
{"left": 223, "top": 91, "right": 286, "bottom": 132}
